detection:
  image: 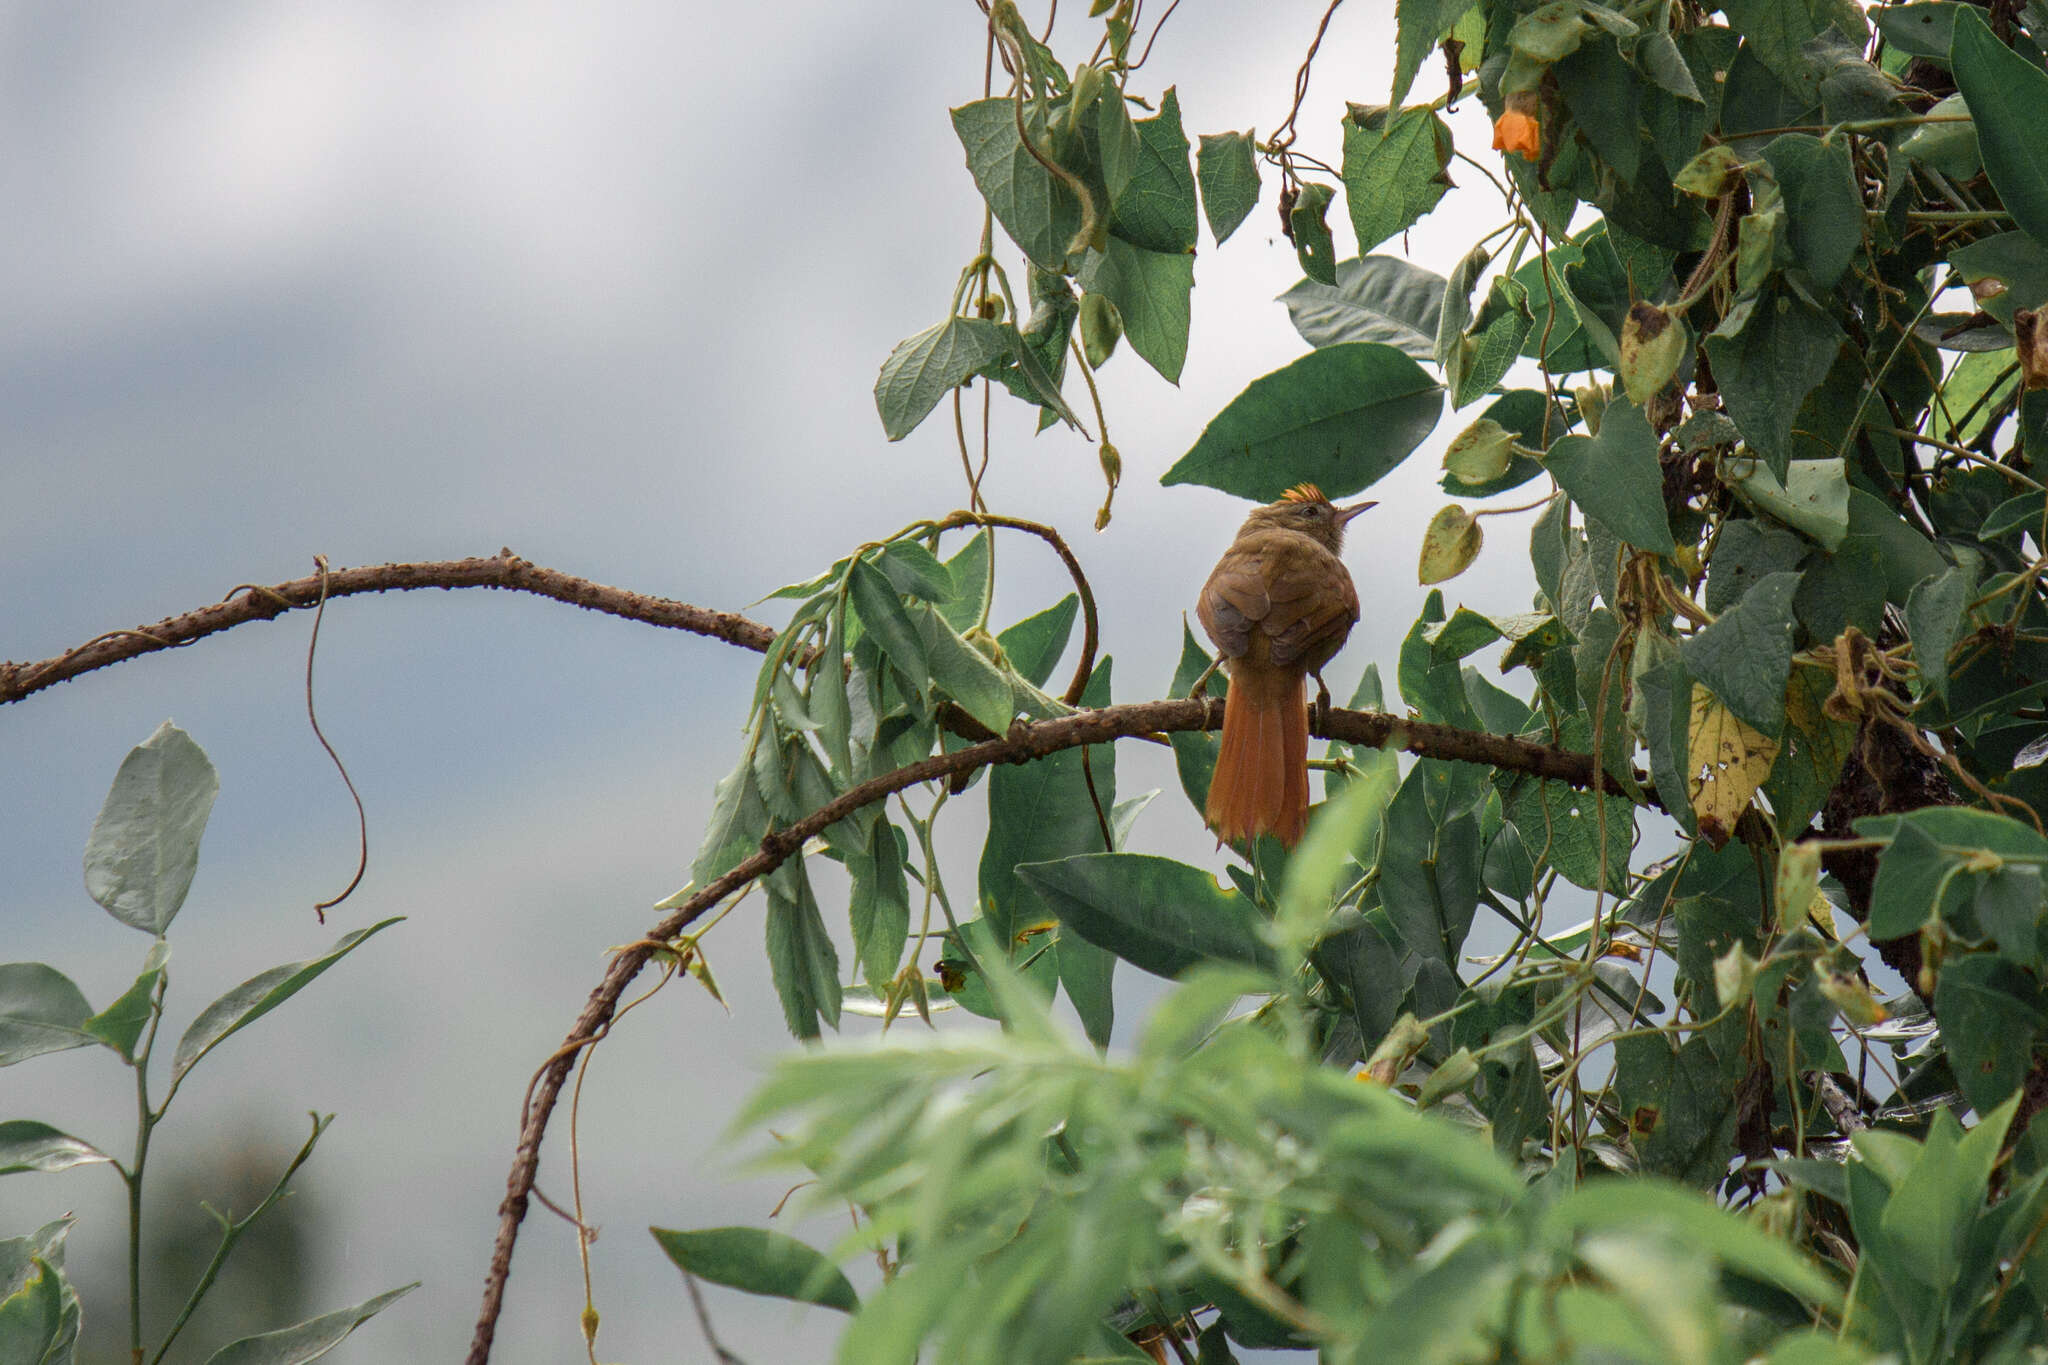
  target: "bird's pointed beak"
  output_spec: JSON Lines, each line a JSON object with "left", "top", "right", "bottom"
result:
{"left": 1340, "top": 500, "right": 1378, "bottom": 524}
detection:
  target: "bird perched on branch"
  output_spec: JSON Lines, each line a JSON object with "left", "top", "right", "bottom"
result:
{"left": 1197, "top": 484, "right": 1374, "bottom": 847}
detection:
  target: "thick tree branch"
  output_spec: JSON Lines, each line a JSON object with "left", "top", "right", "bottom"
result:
{"left": 0, "top": 550, "right": 776, "bottom": 705}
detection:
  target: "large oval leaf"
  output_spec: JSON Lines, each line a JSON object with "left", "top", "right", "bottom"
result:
{"left": 652, "top": 1226, "right": 859, "bottom": 1313}
{"left": 83, "top": 720, "right": 219, "bottom": 936}
{"left": 1162, "top": 342, "right": 1443, "bottom": 501}
{"left": 1015, "top": 853, "right": 1274, "bottom": 978}
{"left": 1952, "top": 6, "right": 2048, "bottom": 250}
{"left": 1279, "top": 255, "right": 1448, "bottom": 358}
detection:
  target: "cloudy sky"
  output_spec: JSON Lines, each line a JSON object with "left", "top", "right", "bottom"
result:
{"left": 1, "top": 3, "right": 1557, "bottom": 1360}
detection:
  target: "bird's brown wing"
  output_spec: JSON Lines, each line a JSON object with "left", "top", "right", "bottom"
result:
{"left": 1199, "top": 529, "right": 1358, "bottom": 671}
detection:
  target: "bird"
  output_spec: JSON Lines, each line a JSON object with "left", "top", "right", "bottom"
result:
{"left": 1196, "top": 483, "right": 1374, "bottom": 848}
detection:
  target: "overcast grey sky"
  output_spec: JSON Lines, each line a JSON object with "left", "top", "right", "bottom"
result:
{"left": 1, "top": 3, "right": 1557, "bottom": 1360}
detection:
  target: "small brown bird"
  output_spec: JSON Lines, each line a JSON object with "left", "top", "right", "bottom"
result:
{"left": 1197, "top": 484, "right": 1374, "bottom": 847}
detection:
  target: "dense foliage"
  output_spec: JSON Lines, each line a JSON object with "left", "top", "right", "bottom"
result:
{"left": 11, "top": 0, "right": 2048, "bottom": 1361}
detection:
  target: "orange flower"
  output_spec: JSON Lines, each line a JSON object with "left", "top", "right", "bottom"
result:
{"left": 1493, "top": 108, "right": 1541, "bottom": 161}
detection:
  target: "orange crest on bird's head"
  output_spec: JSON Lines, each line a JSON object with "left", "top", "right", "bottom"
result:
{"left": 1280, "top": 483, "right": 1330, "bottom": 506}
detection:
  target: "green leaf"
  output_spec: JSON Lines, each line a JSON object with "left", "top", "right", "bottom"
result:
{"left": 1726, "top": 457, "right": 1851, "bottom": 551}
{"left": 873, "top": 316, "right": 1017, "bottom": 442}
{"left": 84, "top": 939, "right": 169, "bottom": 1061}
{"left": 1015, "top": 853, "right": 1276, "bottom": 978}
{"left": 1845, "top": 491, "right": 1949, "bottom": 606}
{"left": 917, "top": 604, "right": 1015, "bottom": 734}
{"left": 849, "top": 557, "right": 930, "bottom": 692}
{"left": 691, "top": 736, "right": 773, "bottom": 888}
{"left": 1681, "top": 571, "right": 1801, "bottom": 737}
{"left": 1541, "top": 400, "right": 1677, "bottom": 554}
{"left": 1077, "top": 236, "right": 1194, "bottom": 383}
{"left": 981, "top": 663, "right": 1118, "bottom": 1040}
{"left": 83, "top": 720, "right": 219, "bottom": 936}
{"left": 1874, "top": 3, "right": 1956, "bottom": 58}
{"left": 1934, "top": 955, "right": 2044, "bottom": 1118}
{"left": 200, "top": 1283, "right": 418, "bottom": 1365}
{"left": 1638, "top": 653, "right": 1699, "bottom": 832}
{"left": 1392, "top": 0, "right": 1478, "bottom": 106}
{"left": 1503, "top": 771, "right": 1633, "bottom": 895}
{"left": 952, "top": 98, "right": 1083, "bottom": 270}
{"left": 0, "top": 965, "right": 94, "bottom": 1068}
{"left": 1195, "top": 130, "right": 1260, "bottom": 245}
{"left": 1162, "top": 342, "right": 1443, "bottom": 500}
{"left": 848, "top": 820, "right": 909, "bottom": 990}
{"left": 1719, "top": 0, "right": 1868, "bottom": 94}
{"left": 1639, "top": 30, "right": 1706, "bottom": 103}
{"left": 1979, "top": 490, "right": 2044, "bottom": 541}
{"left": 1759, "top": 134, "right": 1862, "bottom": 290}
{"left": 1868, "top": 817, "right": 1952, "bottom": 940}
{"left": 1762, "top": 664, "right": 1854, "bottom": 836}
{"left": 1949, "top": 234, "right": 2048, "bottom": 336}
{"left": 940, "top": 531, "right": 992, "bottom": 633}
{"left": 1281, "top": 255, "right": 1447, "bottom": 358}
{"left": 1289, "top": 181, "right": 1338, "bottom": 286}
{"left": 1451, "top": 277, "right": 1533, "bottom": 409}
{"left": 1382, "top": 763, "right": 1488, "bottom": 951}
{"left": 765, "top": 861, "right": 841, "bottom": 1039}
{"left": 1436, "top": 242, "right": 1489, "bottom": 373}
{"left": 1906, "top": 565, "right": 1975, "bottom": 703}
{"left": 0, "top": 1122, "right": 111, "bottom": 1177}
{"left": 1976, "top": 865, "right": 2045, "bottom": 969}
{"left": 1442, "top": 389, "right": 1557, "bottom": 497}
{"left": 1110, "top": 87, "right": 1198, "bottom": 255}
{"left": 1342, "top": 107, "right": 1453, "bottom": 255}
{"left": 998, "top": 594, "right": 1079, "bottom": 691}
{"left": 171, "top": 919, "right": 402, "bottom": 1083}
{"left": 1556, "top": 33, "right": 1643, "bottom": 184}
{"left": 1705, "top": 289, "right": 1847, "bottom": 480}
{"left": 1509, "top": 0, "right": 1593, "bottom": 61}
{"left": 1706, "top": 520, "right": 1809, "bottom": 614}
{"left": 1547, "top": 1179, "right": 1843, "bottom": 1308}
{"left": 0, "top": 1219, "right": 79, "bottom": 1365}
{"left": 651, "top": 1226, "right": 858, "bottom": 1313}
{"left": 1951, "top": 6, "right": 2048, "bottom": 250}
{"left": 875, "top": 541, "right": 954, "bottom": 603}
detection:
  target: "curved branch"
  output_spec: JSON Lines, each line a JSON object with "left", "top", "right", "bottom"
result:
{"left": 2, "top": 552, "right": 1635, "bottom": 805}
{"left": 463, "top": 693, "right": 1645, "bottom": 1362}
{"left": 932, "top": 510, "right": 1100, "bottom": 705}
{"left": 0, "top": 550, "right": 776, "bottom": 706}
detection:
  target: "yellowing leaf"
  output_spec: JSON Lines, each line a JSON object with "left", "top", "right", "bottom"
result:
{"left": 1418, "top": 504, "right": 1483, "bottom": 584}
{"left": 1817, "top": 969, "right": 1889, "bottom": 1028}
{"left": 1442, "top": 417, "right": 1516, "bottom": 485}
{"left": 1688, "top": 684, "right": 1779, "bottom": 848}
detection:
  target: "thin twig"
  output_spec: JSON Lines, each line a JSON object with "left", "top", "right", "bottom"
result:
{"left": 683, "top": 1271, "right": 748, "bottom": 1365}
{"left": 304, "top": 557, "right": 367, "bottom": 922}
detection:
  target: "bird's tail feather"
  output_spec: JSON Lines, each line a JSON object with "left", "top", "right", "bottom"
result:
{"left": 1204, "top": 667, "right": 1308, "bottom": 848}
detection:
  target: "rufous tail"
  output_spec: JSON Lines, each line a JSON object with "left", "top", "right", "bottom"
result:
{"left": 1204, "top": 664, "right": 1308, "bottom": 847}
